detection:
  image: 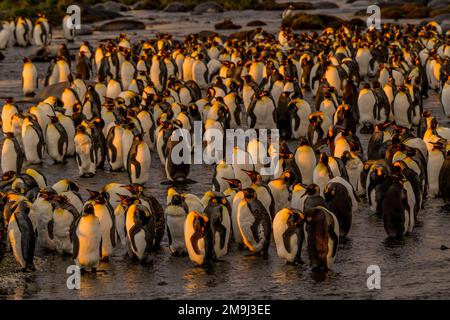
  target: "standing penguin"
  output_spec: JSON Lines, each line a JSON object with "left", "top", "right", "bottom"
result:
{"left": 273, "top": 207, "right": 305, "bottom": 264}
{"left": 74, "top": 125, "right": 97, "bottom": 177}
{"left": 86, "top": 190, "right": 116, "bottom": 261}
{"left": 71, "top": 203, "right": 102, "bottom": 273}
{"left": 440, "top": 75, "right": 450, "bottom": 119}
{"left": 304, "top": 206, "right": 339, "bottom": 271}
{"left": 51, "top": 195, "right": 79, "bottom": 255}
{"left": 46, "top": 116, "right": 68, "bottom": 163}
{"left": 125, "top": 203, "right": 155, "bottom": 264}
{"left": 203, "top": 193, "right": 231, "bottom": 259}
{"left": 164, "top": 125, "right": 191, "bottom": 183}
{"left": 1, "top": 132, "right": 23, "bottom": 174}
{"left": 22, "top": 115, "right": 45, "bottom": 164}
{"left": 33, "top": 20, "right": 48, "bottom": 46}
{"left": 22, "top": 58, "right": 38, "bottom": 97}
{"left": 1, "top": 97, "right": 19, "bottom": 134}
{"left": 185, "top": 210, "right": 215, "bottom": 267}
{"left": 382, "top": 174, "right": 414, "bottom": 239}
{"left": 324, "top": 178, "right": 356, "bottom": 237}
{"left": 8, "top": 201, "right": 36, "bottom": 271}
{"left": 294, "top": 137, "right": 316, "bottom": 185}
{"left": 165, "top": 188, "right": 189, "bottom": 255}
{"left": 106, "top": 122, "right": 124, "bottom": 171}
{"left": 127, "top": 135, "right": 151, "bottom": 185}
{"left": 237, "top": 188, "right": 272, "bottom": 257}
{"left": 392, "top": 85, "right": 417, "bottom": 128}
{"left": 62, "top": 14, "right": 75, "bottom": 42}
{"left": 440, "top": 150, "right": 450, "bottom": 202}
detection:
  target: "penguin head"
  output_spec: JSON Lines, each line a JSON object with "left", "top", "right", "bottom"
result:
{"left": 305, "top": 184, "right": 320, "bottom": 196}
{"left": 281, "top": 170, "right": 295, "bottom": 186}
{"left": 287, "top": 209, "right": 305, "bottom": 227}
{"left": 1, "top": 171, "right": 17, "bottom": 182}
{"left": 241, "top": 169, "right": 261, "bottom": 184}
{"left": 39, "top": 187, "right": 57, "bottom": 201}
{"left": 208, "top": 194, "right": 228, "bottom": 206}
{"left": 430, "top": 140, "right": 446, "bottom": 151}
{"left": 319, "top": 153, "right": 329, "bottom": 165}
{"left": 83, "top": 203, "right": 95, "bottom": 215}
{"left": 242, "top": 187, "right": 256, "bottom": 200}
{"left": 221, "top": 177, "right": 242, "bottom": 190}
{"left": 51, "top": 195, "right": 70, "bottom": 209}
{"left": 87, "top": 189, "right": 104, "bottom": 202}
{"left": 341, "top": 151, "right": 354, "bottom": 165}
{"left": 124, "top": 184, "right": 144, "bottom": 196}
{"left": 47, "top": 115, "right": 59, "bottom": 124}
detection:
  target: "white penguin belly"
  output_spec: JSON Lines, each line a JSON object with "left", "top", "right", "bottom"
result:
{"left": 94, "top": 204, "right": 115, "bottom": 258}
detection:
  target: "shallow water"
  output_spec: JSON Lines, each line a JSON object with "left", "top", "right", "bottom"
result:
{"left": 1, "top": 9, "right": 450, "bottom": 300}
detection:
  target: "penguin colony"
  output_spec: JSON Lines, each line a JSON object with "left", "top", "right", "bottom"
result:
{"left": 0, "top": 14, "right": 52, "bottom": 50}
{"left": 1, "top": 18, "right": 450, "bottom": 273}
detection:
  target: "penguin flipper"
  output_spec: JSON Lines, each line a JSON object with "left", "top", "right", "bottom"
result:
{"left": 48, "top": 219, "right": 54, "bottom": 240}
{"left": 71, "top": 217, "right": 81, "bottom": 260}
{"left": 17, "top": 213, "right": 35, "bottom": 267}
{"left": 328, "top": 224, "right": 339, "bottom": 258}
{"left": 129, "top": 224, "right": 140, "bottom": 253}
{"left": 282, "top": 225, "right": 296, "bottom": 254}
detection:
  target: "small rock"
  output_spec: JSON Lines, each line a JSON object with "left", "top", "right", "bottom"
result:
{"left": 76, "top": 24, "right": 94, "bottom": 36}
{"left": 441, "top": 245, "right": 449, "bottom": 250}
{"left": 428, "top": 0, "right": 450, "bottom": 9}
{"left": 164, "top": 2, "right": 190, "bottom": 12}
{"left": 158, "top": 281, "right": 168, "bottom": 286}
{"left": 215, "top": 19, "right": 242, "bottom": 30}
{"left": 93, "top": 1, "right": 128, "bottom": 12}
{"left": 96, "top": 19, "right": 146, "bottom": 32}
{"left": 313, "top": 1, "right": 339, "bottom": 9}
{"left": 247, "top": 20, "right": 267, "bottom": 27}
{"left": 193, "top": 1, "right": 225, "bottom": 14}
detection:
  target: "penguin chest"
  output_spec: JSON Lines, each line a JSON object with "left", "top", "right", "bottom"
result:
{"left": 428, "top": 151, "right": 445, "bottom": 196}
{"left": 121, "top": 131, "right": 134, "bottom": 166}
{"left": 334, "top": 137, "right": 350, "bottom": 158}
{"left": 130, "top": 143, "right": 151, "bottom": 183}
{"left": 214, "top": 210, "right": 231, "bottom": 258}
{"left": 1, "top": 139, "right": 18, "bottom": 172}
{"left": 53, "top": 209, "right": 73, "bottom": 238}
{"left": 358, "top": 89, "right": 376, "bottom": 124}
{"left": 313, "top": 164, "right": 331, "bottom": 194}
{"left": 22, "top": 64, "right": 37, "bottom": 93}
{"left": 393, "top": 94, "right": 411, "bottom": 127}
{"left": 76, "top": 216, "right": 101, "bottom": 267}
{"left": 7, "top": 216, "right": 25, "bottom": 267}
{"left": 273, "top": 213, "right": 298, "bottom": 263}
{"left": 442, "top": 83, "right": 450, "bottom": 116}
{"left": 166, "top": 208, "right": 187, "bottom": 252}
{"left": 94, "top": 205, "right": 115, "bottom": 255}
{"left": 46, "top": 125, "right": 66, "bottom": 158}
{"left": 295, "top": 147, "right": 316, "bottom": 185}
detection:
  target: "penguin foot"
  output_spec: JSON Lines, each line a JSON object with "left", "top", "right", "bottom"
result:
{"left": 25, "top": 92, "right": 36, "bottom": 98}
{"left": 237, "top": 244, "right": 245, "bottom": 251}
{"left": 100, "top": 256, "right": 109, "bottom": 263}
{"left": 311, "top": 265, "right": 328, "bottom": 273}
{"left": 152, "top": 244, "right": 164, "bottom": 253}
{"left": 293, "top": 259, "right": 305, "bottom": 265}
